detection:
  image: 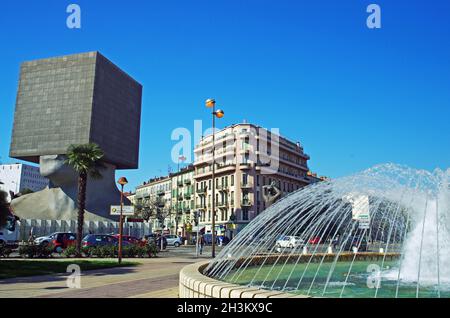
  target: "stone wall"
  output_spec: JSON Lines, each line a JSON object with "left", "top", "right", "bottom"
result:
{"left": 16, "top": 219, "right": 151, "bottom": 241}
{"left": 179, "top": 261, "right": 307, "bottom": 298}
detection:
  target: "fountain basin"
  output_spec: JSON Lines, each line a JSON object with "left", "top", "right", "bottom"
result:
{"left": 179, "top": 261, "right": 306, "bottom": 298}
{"left": 180, "top": 253, "right": 402, "bottom": 298}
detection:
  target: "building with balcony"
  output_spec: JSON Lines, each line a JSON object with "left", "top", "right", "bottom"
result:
{"left": 135, "top": 176, "right": 172, "bottom": 232}
{"left": 171, "top": 164, "right": 195, "bottom": 237}
{"left": 193, "top": 122, "right": 315, "bottom": 237}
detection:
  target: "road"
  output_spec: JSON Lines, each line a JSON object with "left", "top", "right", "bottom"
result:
{"left": 0, "top": 245, "right": 221, "bottom": 298}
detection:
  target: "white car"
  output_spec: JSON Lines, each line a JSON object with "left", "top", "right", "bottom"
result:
{"left": 164, "top": 235, "right": 182, "bottom": 247}
{"left": 275, "top": 236, "right": 304, "bottom": 249}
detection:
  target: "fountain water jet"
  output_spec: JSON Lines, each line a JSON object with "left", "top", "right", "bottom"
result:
{"left": 205, "top": 164, "right": 450, "bottom": 298}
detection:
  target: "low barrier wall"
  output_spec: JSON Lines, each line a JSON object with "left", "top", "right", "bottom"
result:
{"left": 179, "top": 261, "right": 308, "bottom": 298}
{"left": 15, "top": 219, "right": 151, "bottom": 241}
{"left": 179, "top": 253, "right": 401, "bottom": 298}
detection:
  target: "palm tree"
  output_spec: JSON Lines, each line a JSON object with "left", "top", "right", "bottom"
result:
{"left": 66, "top": 143, "right": 105, "bottom": 255}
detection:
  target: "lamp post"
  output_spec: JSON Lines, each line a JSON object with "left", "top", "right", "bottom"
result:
{"left": 205, "top": 98, "right": 224, "bottom": 258}
{"left": 117, "top": 176, "right": 128, "bottom": 264}
{"left": 175, "top": 155, "right": 186, "bottom": 237}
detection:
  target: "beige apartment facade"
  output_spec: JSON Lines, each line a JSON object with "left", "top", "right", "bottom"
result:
{"left": 193, "top": 123, "right": 318, "bottom": 238}
{"left": 135, "top": 176, "right": 172, "bottom": 233}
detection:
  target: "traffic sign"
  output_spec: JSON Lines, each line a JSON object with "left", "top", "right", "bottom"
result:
{"left": 110, "top": 205, "right": 135, "bottom": 216}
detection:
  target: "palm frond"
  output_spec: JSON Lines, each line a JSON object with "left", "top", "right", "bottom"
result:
{"left": 65, "top": 143, "right": 105, "bottom": 178}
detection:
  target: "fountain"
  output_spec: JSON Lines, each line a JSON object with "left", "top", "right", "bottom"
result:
{"left": 202, "top": 164, "right": 450, "bottom": 298}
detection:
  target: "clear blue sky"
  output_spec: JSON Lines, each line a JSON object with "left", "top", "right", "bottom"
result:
{"left": 0, "top": 0, "right": 449, "bottom": 190}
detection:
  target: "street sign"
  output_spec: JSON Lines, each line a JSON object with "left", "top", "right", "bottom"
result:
{"left": 343, "top": 193, "right": 371, "bottom": 230}
{"left": 110, "top": 205, "right": 135, "bottom": 216}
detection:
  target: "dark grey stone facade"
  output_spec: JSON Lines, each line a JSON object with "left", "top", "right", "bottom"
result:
{"left": 10, "top": 51, "right": 142, "bottom": 169}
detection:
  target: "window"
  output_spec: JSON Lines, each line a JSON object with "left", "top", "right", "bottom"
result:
{"left": 242, "top": 173, "right": 248, "bottom": 185}
{"left": 231, "top": 175, "right": 234, "bottom": 186}
{"left": 242, "top": 209, "right": 249, "bottom": 221}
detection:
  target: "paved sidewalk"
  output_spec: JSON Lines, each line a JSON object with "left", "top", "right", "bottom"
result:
{"left": 0, "top": 253, "right": 208, "bottom": 298}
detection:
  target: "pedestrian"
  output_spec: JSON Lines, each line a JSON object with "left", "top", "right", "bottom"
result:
{"left": 198, "top": 234, "right": 205, "bottom": 255}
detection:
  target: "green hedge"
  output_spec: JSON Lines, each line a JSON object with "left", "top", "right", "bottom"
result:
{"left": 18, "top": 244, "right": 54, "bottom": 259}
{"left": 79, "top": 243, "right": 158, "bottom": 258}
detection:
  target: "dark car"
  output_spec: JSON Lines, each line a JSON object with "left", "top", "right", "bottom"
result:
{"left": 202, "top": 234, "right": 213, "bottom": 245}
{"left": 112, "top": 235, "right": 145, "bottom": 247}
{"left": 202, "top": 234, "right": 223, "bottom": 245}
{"left": 82, "top": 234, "right": 131, "bottom": 248}
{"left": 342, "top": 236, "right": 368, "bottom": 252}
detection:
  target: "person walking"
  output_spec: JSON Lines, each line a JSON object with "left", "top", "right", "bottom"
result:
{"left": 198, "top": 234, "right": 205, "bottom": 255}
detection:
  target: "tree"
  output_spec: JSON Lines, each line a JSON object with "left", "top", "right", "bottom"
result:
{"left": 66, "top": 143, "right": 105, "bottom": 255}
{"left": 0, "top": 191, "right": 9, "bottom": 229}
{"left": 0, "top": 190, "right": 18, "bottom": 232}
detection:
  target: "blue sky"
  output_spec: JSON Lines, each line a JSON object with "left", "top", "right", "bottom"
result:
{"left": 0, "top": 0, "right": 449, "bottom": 190}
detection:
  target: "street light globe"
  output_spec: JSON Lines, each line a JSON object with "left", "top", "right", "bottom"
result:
{"left": 215, "top": 109, "right": 225, "bottom": 118}
{"left": 205, "top": 98, "right": 216, "bottom": 108}
{"left": 117, "top": 177, "right": 128, "bottom": 186}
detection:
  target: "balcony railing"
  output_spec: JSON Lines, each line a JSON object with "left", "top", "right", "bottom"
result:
{"left": 184, "top": 179, "right": 191, "bottom": 185}
{"left": 184, "top": 193, "right": 192, "bottom": 199}
{"left": 241, "top": 199, "right": 252, "bottom": 207}
{"left": 216, "top": 184, "right": 229, "bottom": 191}
{"left": 241, "top": 182, "right": 253, "bottom": 189}
{"left": 196, "top": 187, "right": 207, "bottom": 194}
{"left": 177, "top": 181, "right": 183, "bottom": 187}
{"left": 217, "top": 201, "right": 228, "bottom": 208}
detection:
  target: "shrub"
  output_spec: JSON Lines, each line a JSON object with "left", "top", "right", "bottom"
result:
{"left": 63, "top": 245, "right": 78, "bottom": 258}
{"left": 79, "top": 244, "right": 158, "bottom": 258}
{"left": 18, "top": 244, "right": 53, "bottom": 258}
{"left": 82, "top": 246, "right": 94, "bottom": 257}
{"left": 0, "top": 245, "right": 12, "bottom": 258}
{"left": 136, "top": 246, "right": 146, "bottom": 258}
{"left": 146, "top": 242, "right": 158, "bottom": 258}
{"left": 18, "top": 244, "right": 35, "bottom": 258}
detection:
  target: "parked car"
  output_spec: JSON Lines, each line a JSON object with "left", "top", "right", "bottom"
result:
{"left": 308, "top": 236, "right": 323, "bottom": 245}
{"left": 203, "top": 233, "right": 222, "bottom": 245}
{"left": 81, "top": 234, "right": 131, "bottom": 248}
{"left": 34, "top": 232, "right": 77, "bottom": 252}
{"left": 275, "top": 236, "right": 304, "bottom": 249}
{"left": 0, "top": 225, "right": 19, "bottom": 249}
{"left": 164, "top": 234, "right": 182, "bottom": 247}
{"left": 112, "top": 235, "right": 145, "bottom": 247}
{"left": 342, "top": 236, "right": 368, "bottom": 252}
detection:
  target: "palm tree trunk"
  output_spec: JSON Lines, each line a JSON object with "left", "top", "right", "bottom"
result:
{"left": 76, "top": 172, "right": 87, "bottom": 256}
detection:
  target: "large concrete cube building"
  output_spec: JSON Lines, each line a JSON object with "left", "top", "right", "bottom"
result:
{"left": 10, "top": 51, "right": 142, "bottom": 169}
{"left": 9, "top": 52, "right": 142, "bottom": 221}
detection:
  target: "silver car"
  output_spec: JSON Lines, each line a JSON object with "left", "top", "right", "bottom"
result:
{"left": 164, "top": 235, "right": 182, "bottom": 247}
